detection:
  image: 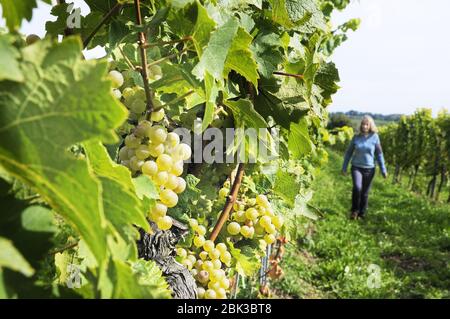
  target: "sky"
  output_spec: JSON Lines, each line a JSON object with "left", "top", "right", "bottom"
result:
{"left": 1, "top": 0, "right": 449, "bottom": 116}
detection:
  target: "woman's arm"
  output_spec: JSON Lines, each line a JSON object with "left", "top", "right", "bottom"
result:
{"left": 342, "top": 136, "right": 355, "bottom": 173}
{"left": 375, "top": 135, "right": 387, "bottom": 176}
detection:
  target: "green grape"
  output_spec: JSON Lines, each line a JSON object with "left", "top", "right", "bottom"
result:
{"left": 245, "top": 208, "right": 259, "bottom": 221}
{"left": 141, "top": 160, "right": 158, "bottom": 176}
{"left": 254, "top": 223, "right": 266, "bottom": 236}
{"left": 135, "top": 145, "right": 151, "bottom": 160}
{"left": 151, "top": 108, "right": 165, "bottom": 122}
{"left": 108, "top": 70, "right": 124, "bottom": 88}
{"left": 259, "top": 216, "right": 272, "bottom": 228}
{"left": 130, "top": 156, "right": 144, "bottom": 171}
{"left": 264, "top": 207, "right": 275, "bottom": 217}
{"left": 191, "top": 269, "right": 198, "bottom": 278}
{"left": 112, "top": 89, "right": 122, "bottom": 99}
{"left": 130, "top": 99, "right": 146, "bottom": 113}
{"left": 211, "top": 269, "right": 225, "bottom": 281}
{"left": 156, "top": 154, "right": 173, "bottom": 171}
{"left": 122, "top": 87, "right": 134, "bottom": 99}
{"left": 240, "top": 225, "right": 254, "bottom": 238}
{"left": 182, "top": 259, "right": 193, "bottom": 270}
{"left": 120, "top": 160, "right": 130, "bottom": 168}
{"left": 189, "top": 218, "right": 198, "bottom": 228}
{"left": 173, "top": 143, "right": 191, "bottom": 161}
{"left": 160, "top": 189, "right": 178, "bottom": 207}
{"left": 227, "top": 222, "right": 241, "bottom": 235}
{"left": 151, "top": 202, "right": 167, "bottom": 218}
{"left": 148, "top": 143, "right": 165, "bottom": 157}
{"left": 124, "top": 134, "right": 140, "bottom": 148}
{"left": 215, "top": 243, "right": 227, "bottom": 253}
{"left": 272, "top": 215, "right": 284, "bottom": 229}
{"left": 256, "top": 194, "right": 270, "bottom": 208}
{"left": 235, "top": 211, "right": 246, "bottom": 222}
{"left": 203, "top": 240, "right": 215, "bottom": 252}
{"left": 148, "top": 64, "right": 162, "bottom": 80}
{"left": 199, "top": 251, "right": 209, "bottom": 261}
{"left": 212, "top": 259, "right": 222, "bottom": 269}
{"left": 197, "top": 287, "right": 206, "bottom": 299}
{"left": 166, "top": 132, "right": 180, "bottom": 147}
{"left": 26, "top": 34, "right": 41, "bottom": 45}
{"left": 202, "top": 261, "right": 214, "bottom": 272}
{"left": 165, "top": 173, "right": 179, "bottom": 190}
{"left": 215, "top": 288, "right": 226, "bottom": 299}
{"left": 171, "top": 160, "right": 184, "bottom": 176}
{"left": 118, "top": 146, "right": 129, "bottom": 161}
{"left": 220, "top": 251, "right": 231, "bottom": 265}
{"left": 264, "top": 223, "right": 276, "bottom": 234}
{"left": 204, "top": 289, "right": 216, "bottom": 299}
{"left": 264, "top": 234, "right": 276, "bottom": 244}
{"left": 174, "top": 177, "right": 186, "bottom": 194}
{"left": 176, "top": 247, "right": 187, "bottom": 259}
{"left": 127, "top": 148, "right": 135, "bottom": 159}
{"left": 208, "top": 249, "right": 221, "bottom": 260}
{"left": 219, "top": 278, "right": 230, "bottom": 289}
{"left": 193, "top": 235, "right": 206, "bottom": 248}
{"left": 187, "top": 254, "right": 196, "bottom": 264}
{"left": 148, "top": 126, "right": 167, "bottom": 144}
{"left": 157, "top": 215, "right": 172, "bottom": 231}
{"left": 194, "top": 260, "right": 204, "bottom": 270}
{"left": 134, "top": 120, "right": 152, "bottom": 137}
{"left": 197, "top": 225, "right": 207, "bottom": 236}
{"left": 219, "top": 188, "right": 229, "bottom": 199}
{"left": 154, "top": 171, "right": 168, "bottom": 186}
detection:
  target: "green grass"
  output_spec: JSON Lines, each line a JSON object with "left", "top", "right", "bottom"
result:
{"left": 273, "top": 149, "right": 450, "bottom": 299}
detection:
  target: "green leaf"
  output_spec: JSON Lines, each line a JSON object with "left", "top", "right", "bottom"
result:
{"left": 131, "top": 259, "right": 172, "bottom": 298}
{"left": 223, "top": 27, "right": 259, "bottom": 89}
{"left": 83, "top": 141, "right": 151, "bottom": 236}
{"left": 192, "top": 17, "right": 240, "bottom": 81}
{"left": 228, "top": 241, "right": 260, "bottom": 277}
{"left": 202, "top": 72, "right": 218, "bottom": 131}
{"left": 0, "top": 38, "right": 128, "bottom": 266}
{"left": 111, "top": 259, "right": 171, "bottom": 298}
{"left": 223, "top": 99, "right": 267, "bottom": 129}
{"left": 273, "top": 169, "right": 300, "bottom": 207}
{"left": 251, "top": 32, "right": 284, "bottom": 78}
{"left": 0, "top": 35, "right": 24, "bottom": 82}
{"left": 315, "top": 62, "right": 340, "bottom": 101}
{"left": 288, "top": 118, "right": 313, "bottom": 159}
{"left": 0, "top": 237, "right": 34, "bottom": 277}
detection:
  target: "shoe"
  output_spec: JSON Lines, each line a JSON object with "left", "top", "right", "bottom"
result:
{"left": 350, "top": 211, "right": 359, "bottom": 220}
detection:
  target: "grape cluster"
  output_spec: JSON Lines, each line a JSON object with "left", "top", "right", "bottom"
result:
{"left": 107, "top": 70, "right": 165, "bottom": 122}
{"left": 225, "top": 194, "right": 284, "bottom": 247}
{"left": 119, "top": 121, "right": 191, "bottom": 230}
{"left": 176, "top": 226, "right": 232, "bottom": 299}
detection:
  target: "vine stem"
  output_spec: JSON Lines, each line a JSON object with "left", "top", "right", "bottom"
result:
{"left": 49, "top": 242, "right": 79, "bottom": 255}
{"left": 134, "top": 0, "right": 154, "bottom": 117}
{"left": 209, "top": 163, "right": 245, "bottom": 242}
{"left": 82, "top": 3, "right": 122, "bottom": 49}
{"left": 273, "top": 71, "right": 304, "bottom": 79}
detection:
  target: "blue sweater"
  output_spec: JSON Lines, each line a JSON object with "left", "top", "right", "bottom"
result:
{"left": 342, "top": 133, "right": 387, "bottom": 174}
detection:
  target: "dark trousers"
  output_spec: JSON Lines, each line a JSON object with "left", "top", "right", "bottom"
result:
{"left": 351, "top": 165, "right": 375, "bottom": 216}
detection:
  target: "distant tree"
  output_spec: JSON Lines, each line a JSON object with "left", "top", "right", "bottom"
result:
{"left": 327, "top": 113, "right": 352, "bottom": 129}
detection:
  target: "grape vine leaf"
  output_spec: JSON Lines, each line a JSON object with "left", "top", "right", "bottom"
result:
{"left": 192, "top": 17, "right": 240, "bottom": 80}
{"left": 223, "top": 27, "right": 259, "bottom": 89}
{"left": 0, "top": 35, "right": 24, "bottom": 82}
{"left": 223, "top": 99, "right": 267, "bottom": 129}
{"left": 0, "top": 38, "right": 128, "bottom": 266}
{"left": 0, "top": 237, "right": 34, "bottom": 277}
{"left": 273, "top": 169, "right": 301, "bottom": 207}
{"left": 288, "top": 118, "right": 313, "bottom": 159}
{"left": 83, "top": 141, "right": 151, "bottom": 237}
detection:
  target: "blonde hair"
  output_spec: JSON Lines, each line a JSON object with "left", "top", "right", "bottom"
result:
{"left": 359, "top": 115, "right": 378, "bottom": 134}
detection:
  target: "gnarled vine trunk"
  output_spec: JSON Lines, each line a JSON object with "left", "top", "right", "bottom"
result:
{"left": 137, "top": 219, "right": 197, "bottom": 299}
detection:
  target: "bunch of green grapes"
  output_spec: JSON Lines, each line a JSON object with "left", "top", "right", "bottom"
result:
{"left": 226, "top": 194, "right": 284, "bottom": 249}
{"left": 118, "top": 121, "right": 192, "bottom": 231}
{"left": 107, "top": 70, "right": 165, "bottom": 122}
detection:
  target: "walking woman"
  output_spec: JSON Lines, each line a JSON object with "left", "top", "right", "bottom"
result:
{"left": 342, "top": 116, "right": 388, "bottom": 219}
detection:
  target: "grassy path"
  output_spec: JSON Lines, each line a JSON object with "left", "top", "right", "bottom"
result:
{"left": 273, "top": 149, "right": 450, "bottom": 298}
